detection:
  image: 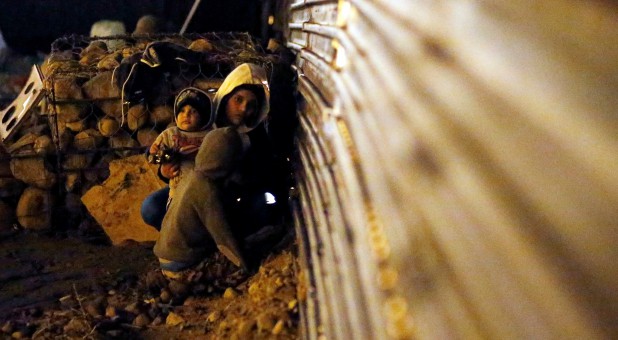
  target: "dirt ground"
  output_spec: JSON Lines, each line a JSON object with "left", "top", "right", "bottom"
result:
{"left": 0, "top": 225, "right": 300, "bottom": 339}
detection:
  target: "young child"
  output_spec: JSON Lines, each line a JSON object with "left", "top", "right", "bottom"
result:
{"left": 140, "top": 87, "right": 213, "bottom": 230}
{"left": 153, "top": 63, "right": 282, "bottom": 282}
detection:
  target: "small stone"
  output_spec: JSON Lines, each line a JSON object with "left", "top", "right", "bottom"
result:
{"left": 223, "top": 287, "right": 239, "bottom": 299}
{"left": 237, "top": 320, "right": 255, "bottom": 337}
{"left": 11, "top": 331, "right": 23, "bottom": 339}
{"left": 248, "top": 283, "right": 259, "bottom": 296}
{"left": 266, "top": 284, "right": 278, "bottom": 295}
{"left": 168, "top": 280, "right": 189, "bottom": 299}
{"left": 63, "top": 318, "right": 90, "bottom": 335}
{"left": 272, "top": 319, "right": 285, "bottom": 335}
{"left": 160, "top": 289, "right": 171, "bottom": 304}
{"left": 55, "top": 296, "right": 75, "bottom": 312}
{"left": 151, "top": 315, "right": 164, "bottom": 326}
{"left": 105, "top": 306, "right": 118, "bottom": 318}
{"left": 106, "top": 294, "right": 125, "bottom": 309}
{"left": 84, "top": 304, "right": 102, "bottom": 318}
{"left": 256, "top": 313, "right": 275, "bottom": 332}
{"left": 166, "top": 312, "right": 184, "bottom": 326}
{"left": 188, "top": 39, "right": 213, "bottom": 52}
{"left": 182, "top": 296, "right": 198, "bottom": 306}
{"left": 133, "top": 313, "right": 152, "bottom": 328}
{"left": 146, "top": 270, "right": 168, "bottom": 293}
{"left": 207, "top": 311, "right": 220, "bottom": 323}
{"left": 2, "top": 321, "right": 14, "bottom": 334}
{"left": 84, "top": 300, "right": 104, "bottom": 318}
{"left": 147, "top": 308, "right": 161, "bottom": 321}
{"left": 106, "top": 330, "right": 122, "bottom": 337}
{"left": 124, "top": 302, "right": 141, "bottom": 314}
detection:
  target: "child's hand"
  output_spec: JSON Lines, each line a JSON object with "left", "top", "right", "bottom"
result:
{"left": 149, "top": 142, "right": 160, "bottom": 155}
{"left": 160, "top": 162, "right": 180, "bottom": 179}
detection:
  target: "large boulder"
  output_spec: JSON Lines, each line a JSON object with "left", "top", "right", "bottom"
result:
{"left": 127, "top": 104, "right": 148, "bottom": 131}
{"left": 16, "top": 186, "right": 53, "bottom": 230}
{"left": 55, "top": 103, "right": 88, "bottom": 124}
{"left": 34, "top": 135, "right": 55, "bottom": 156}
{"left": 81, "top": 154, "right": 164, "bottom": 244}
{"left": 79, "top": 41, "right": 108, "bottom": 66}
{"left": 82, "top": 71, "right": 122, "bottom": 118}
{"left": 98, "top": 116, "right": 121, "bottom": 137}
{"left": 108, "top": 130, "right": 140, "bottom": 158}
{"left": 97, "top": 51, "right": 122, "bottom": 71}
{"left": 73, "top": 129, "right": 104, "bottom": 150}
{"left": 148, "top": 105, "right": 174, "bottom": 127}
{"left": 6, "top": 132, "right": 38, "bottom": 154}
{"left": 137, "top": 127, "right": 158, "bottom": 147}
{"left": 10, "top": 157, "right": 56, "bottom": 189}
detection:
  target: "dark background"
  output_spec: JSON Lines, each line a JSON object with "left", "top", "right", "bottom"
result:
{"left": 0, "top": 0, "right": 271, "bottom": 54}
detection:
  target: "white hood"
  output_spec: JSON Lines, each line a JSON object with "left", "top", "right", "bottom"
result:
{"left": 213, "top": 63, "right": 270, "bottom": 133}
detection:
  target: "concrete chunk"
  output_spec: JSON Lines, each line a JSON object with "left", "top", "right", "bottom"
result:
{"left": 81, "top": 155, "right": 164, "bottom": 245}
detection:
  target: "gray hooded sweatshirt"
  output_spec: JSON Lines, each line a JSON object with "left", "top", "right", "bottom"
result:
{"left": 153, "top": 63, "right": 271, "bottom": 270}
{"left": 154, "top": 127, "right": 245, "bottom": 269}
{"left": 213, "top": 62, "right": 270, "bottom": 133}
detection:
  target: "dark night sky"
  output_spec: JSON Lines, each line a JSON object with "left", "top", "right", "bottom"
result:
{"left": 0, "top": 0, "right": 264, "bottom": 54}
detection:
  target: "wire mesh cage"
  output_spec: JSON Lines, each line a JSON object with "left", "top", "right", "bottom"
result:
{"left": 1, "top": 32, "right": 289, "bottom": 236}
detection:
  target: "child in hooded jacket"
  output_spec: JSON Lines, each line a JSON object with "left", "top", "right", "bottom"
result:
{"left": 140, "top": 87, "right": 213, "bottom": 230}
{"left": 154, "top": 63, "right": 286, "bottom": 280}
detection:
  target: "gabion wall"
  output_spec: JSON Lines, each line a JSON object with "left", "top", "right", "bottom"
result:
{"left": 0, "top": 32, "right": 287, "bottom": 236}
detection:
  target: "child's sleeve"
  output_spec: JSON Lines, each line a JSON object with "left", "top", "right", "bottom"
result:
{"left": 148, "top": 129, "right": 172, "bottom": 156}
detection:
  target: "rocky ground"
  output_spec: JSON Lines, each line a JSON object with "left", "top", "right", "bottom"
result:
{"left": 0, "top": 225, "right": 300, "bottom": 339}
{"left": 0, "top": 44, "right": 301, "bottom": 340}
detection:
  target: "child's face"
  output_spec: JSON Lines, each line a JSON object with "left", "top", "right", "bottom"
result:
{"left": 225, "top": 89, "right": 258, "bottom": 126}
{"left": 177, "top": 105, "right": 202, "bottom": 131}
